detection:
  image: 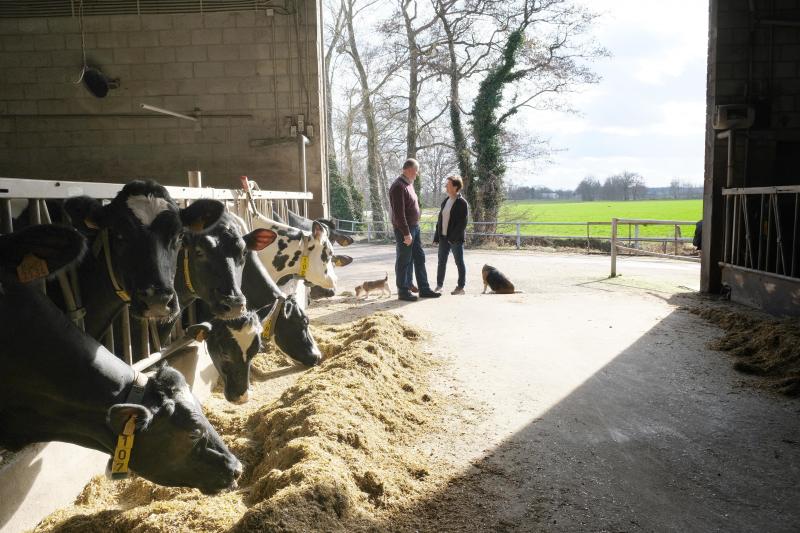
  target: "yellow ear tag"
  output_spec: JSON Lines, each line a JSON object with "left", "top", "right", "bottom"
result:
{"left": 262, "top": 316, "right": 273, "bottom": 339}
{"left": 16, "top": 253, "right": 49, "bottom": 283}
{"left": 111, "top": 415, "right": 137, "bottom": 477}
{"left": 299, "top": 256, "right": 310, "bottom": 277}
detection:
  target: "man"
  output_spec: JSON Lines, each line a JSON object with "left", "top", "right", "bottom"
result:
{"left": 434, "top": 175, "right": 469, "bottom": 295}
{"left": 389, "top": 158, "right": 441, "bottom": 301}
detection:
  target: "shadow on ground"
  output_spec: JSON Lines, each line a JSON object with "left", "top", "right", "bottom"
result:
{"left": 377, "top": 304, "right": 800, "bottom": 532}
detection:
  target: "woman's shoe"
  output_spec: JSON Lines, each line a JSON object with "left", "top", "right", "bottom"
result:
{"left": 451, "top": 287, "right": 465, "bottom": 295}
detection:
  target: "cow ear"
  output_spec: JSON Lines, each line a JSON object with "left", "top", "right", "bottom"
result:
{"left": 0, "top": 225, "right": 87, "bottom": 283}
{"left": 311, "top": 220, "right": 326, "bottom": 241}
{"left": 180, "top": 200, "right": 225, "bottom": 233}
{"left": 244, "top": 228, "right": 277, "bottom": 251}
{"left": 64, "top": 196, "right": 105, "bottom": 235}
{"left": 107, "top": 404, "right": 152, "bottom": 434}
{"left": 332, "top": 254, "right": 353, "bottom": 267}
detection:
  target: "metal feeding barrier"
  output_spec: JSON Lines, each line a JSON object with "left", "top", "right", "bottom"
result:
{"left": 0, "top": 175, "right": 311, "bottom": 368}
{"left": 720, "top": 185, "right": 800, "bottom": 281}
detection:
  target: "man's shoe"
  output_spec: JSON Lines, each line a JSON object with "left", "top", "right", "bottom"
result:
{"left": 451, "top": 287, "right": 465, "bottom": 295}
{"left": 410, "top": 284, "right": 419, "bottom": 293}
{"left": 398, "top": 292, "right": 418, "bottom": 302}
{"left": 419, "top": 289, "right": 441, "bottom": 298}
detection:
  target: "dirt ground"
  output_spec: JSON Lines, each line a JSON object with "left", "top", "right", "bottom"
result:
{"left": 308, "top": 243, "right": 800, "bottom": 532}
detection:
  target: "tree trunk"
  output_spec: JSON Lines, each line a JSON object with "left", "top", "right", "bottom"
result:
{"left": 344, "top": 0, "right": 385, "bottom": 224}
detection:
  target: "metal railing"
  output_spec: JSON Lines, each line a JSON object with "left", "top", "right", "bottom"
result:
{"left": 333, "top": 217, "right": 697, "bottom": 252}
{"left": 721, "top": 185, "right": 800, "bottom": 281}
{"left": 610, "top": 218, "right": 700, "bottom": 277}
{"left": 0, "top": 176, "right": 312, "bottom": 367}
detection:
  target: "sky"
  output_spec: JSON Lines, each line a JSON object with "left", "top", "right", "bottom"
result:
{"left": 508, "top": 0, "right": 710, "bottom": 190}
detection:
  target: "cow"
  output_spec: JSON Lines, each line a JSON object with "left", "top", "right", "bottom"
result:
{"left": 0, "top": 225, "right": 242, "bottom": 495}
{"left": 130, "top": 210, "right": 275, "bottom": 339}
{"left": 40, "top": 180, "right": 226, "bottom": 343}
{"left": 285, "top": 210, "right": 355, "bottom": 248}
{"left": 250, "top": 213, "right": 338, "bottom": 290}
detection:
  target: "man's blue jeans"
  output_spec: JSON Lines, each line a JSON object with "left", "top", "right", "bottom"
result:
{"left": 436, "top": 239, "right": 466, "bottom": 289}
{"left": 394, "top": 225, "right": 430, "bottom": 294}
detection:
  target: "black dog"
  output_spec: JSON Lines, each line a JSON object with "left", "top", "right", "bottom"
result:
{"left": 482, "top": 264, "right": 515, "bottom": 294}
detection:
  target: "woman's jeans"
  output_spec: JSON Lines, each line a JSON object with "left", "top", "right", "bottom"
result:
{"left": 437, "top": 239, "right": 466, "bottom": 289}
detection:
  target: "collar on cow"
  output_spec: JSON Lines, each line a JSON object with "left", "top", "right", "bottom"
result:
{"left": 110, "top": 371, "right": 148, "bottom": 479}
{"left": 261, "top": 295, "right": 286, "bottom": 342}
{"left": 92, "top": 228, "right": 131, "bottom": 303}
{"left": 182, "top": 248, "right": 196, "bottom": 296}
{"left": 298, "top": 236, "right": 311, "bottom": 279}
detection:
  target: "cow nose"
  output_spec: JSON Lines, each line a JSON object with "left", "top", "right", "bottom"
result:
{"left": 232, "top": 389, "right": 249, "bottom": 404}
{"left": 136, "top": 287, "right": 175, "bottom": 313}
{"left": 233, "top": 460, "right": 243, "bottom": 479}
{"left": 215, "top": 292, "right": 246, "bottom": 318}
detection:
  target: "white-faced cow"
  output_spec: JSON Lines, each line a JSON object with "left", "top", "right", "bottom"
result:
{"left": 0, "top": 225, "right": 241, "bottom": 494}
{"left": 48, "top": 180, "right": 225, "bottom": 343}
{"left": 250, "top": 213, "right": 338, "bottom": 290}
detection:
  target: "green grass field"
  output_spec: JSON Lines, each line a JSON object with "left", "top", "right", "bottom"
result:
{"left": 422, "top": 199, "right": 702, "bottom": 238}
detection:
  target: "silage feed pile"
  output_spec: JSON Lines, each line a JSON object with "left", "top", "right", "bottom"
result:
{"left": 35, "top": 313, "right": 443, "bottom": 533}
{"left": 691, "top": 306, "right": 800, "bottom": 397}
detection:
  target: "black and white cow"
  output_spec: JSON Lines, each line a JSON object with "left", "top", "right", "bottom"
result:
{"left": 0, "top": 225, "right": 241, "bottom": 495}
{"left": 55, "top": 180, "right": 225, "bottom": 342}
{"left": 286, "top": 210, "right": 355, "bottom": 248}
{"left": 250, "top": 213, "right": 338, "bottom": 290}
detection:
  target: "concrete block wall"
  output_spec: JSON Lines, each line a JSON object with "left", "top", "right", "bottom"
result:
{"left": 710, "top": 0, "right": 800, "bottom": 188}
{"left": 0, "top": 2, "right": 328, "bottom": 216}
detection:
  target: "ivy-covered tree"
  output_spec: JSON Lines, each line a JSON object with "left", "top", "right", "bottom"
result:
{"left": 470, "top": 0, "right": 606, "bottom": 226}
{"left": 329, "top": 155, "right": 363, "bottom": 221}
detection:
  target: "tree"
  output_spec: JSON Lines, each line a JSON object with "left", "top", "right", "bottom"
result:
{"left": 469, "top": 0, "right": 605, "bottom": 224}
{"left": 669, "top": 178, "right": 680, "bottom": 199}
{"left": 575, "top": 176, "right": 601, "bottom": 201}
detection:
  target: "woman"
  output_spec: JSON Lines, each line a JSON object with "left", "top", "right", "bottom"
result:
{"left": 433, "top": 176, "right": 469, "bottom": 295}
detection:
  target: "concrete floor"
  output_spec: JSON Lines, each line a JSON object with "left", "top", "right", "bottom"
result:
{"left": 311, "top": 243, "right": 800, "bottom": 532}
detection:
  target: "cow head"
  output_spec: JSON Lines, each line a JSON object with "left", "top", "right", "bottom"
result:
{"left": 0, "top": 224, "right": 87, "bottom": 286}
{"left": 317, "top": 218, "right": 354, "bottom": 247}
{"left": 205, "top": 311, "right": 262, "bottom": 403}
{"left": 304, "top": 221, "right": 337, "bottom": 289}
{"left": 106, "top": 365, "right": 242, "bottom": 494}
{"left": 271, "top": 294, "right": 322, "bottom": 366}
{"left": 183, "top": 213, "right": 276, "bottom": 320}
{"left": 71, "top": 180, "right": 224, "bottom": 321}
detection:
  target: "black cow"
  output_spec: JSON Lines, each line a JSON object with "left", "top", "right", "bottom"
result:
{"left": 0, "top": 225, "right": 241, "bottom": 495}
{"left": 206, "top": 310, "right": 264, "bottom": 404}
{"left": 50, "top": 180, "right": 225, "bottom": 342}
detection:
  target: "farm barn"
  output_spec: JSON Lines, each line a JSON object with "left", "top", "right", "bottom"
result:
{"left": 0, "top": 0, "right": 799, "bottom": 532}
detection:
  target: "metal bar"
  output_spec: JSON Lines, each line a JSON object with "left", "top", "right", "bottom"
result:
{"left": 104, "top": 325, "right": 114, "bottom": 353}
{"left": 515, "top": 223, "right": 521, "bottom": 249}
{"left": 772, "top": 193, "right": 787, "bottom": 275}
{"left": 0, "top": 199, "right": 12, "bottom": 233}
{"left": 139, "top": 318, "right": 150, "bottom": 358}
{"left": 121, "top": 306, "right": 132, "bottom": 365}
{"left": 731, "top": 193, "right": 739, "bottom": 265}
{"left": 610, "top": 218, "right": 618, "bottom": 277}
{"left": 0, "top": 178, "right": 312, "bottom": 202}
{"left": 741, "top": 195, "right": 754, "bottom": 268}
{"left": 148, "top": 319, "right": 162, "bottom": 352}
{"left": 766, "top": 194, "right": 773, "bottom": 273}
{"left": 674, "top": 224, "right": 679, "bottom": 256}
{"left": 615, "top": 244, "right": 701, "bottom": 263}
{"left": 723, "top": 185, "right": 800, "bottom": 195}
{"left": 758, "top": 194, "right": 765, "bottom": 270}
{"left": 793, "top": 193, "right": 798, "bottom": 278}
{"left": 718, "top": 261, "right": 800, "bottom": 283}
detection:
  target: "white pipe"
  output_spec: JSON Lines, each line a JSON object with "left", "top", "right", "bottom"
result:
{"left": 140, "top": 103, "right": 197, "bottom": 122}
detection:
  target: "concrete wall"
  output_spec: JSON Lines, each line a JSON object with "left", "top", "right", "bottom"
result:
{"left": 703, "top": 0, "right": 800, "bottom": 292}
{"left": 0, "top": 2, "right": 328, "bottom": 216}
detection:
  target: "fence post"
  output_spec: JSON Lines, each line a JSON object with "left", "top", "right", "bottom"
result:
{"left": 674, "top": 224, "right": 679, "bottom": 255}
{"left": 367, "top": 220, "right": 372, "bottom": 242}
{"left": 610, "top": 217, "right": 618, "bottom": 277}
{"left": 634, "top": 224, "right": 640, "bottom": 249}
{"left": 516, "top": 223, "right": 521, "bottom": 249}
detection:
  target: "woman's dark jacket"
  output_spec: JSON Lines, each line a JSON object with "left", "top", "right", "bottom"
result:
{"left": 433, "top": 194, "right": 469, "bottom": 244}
